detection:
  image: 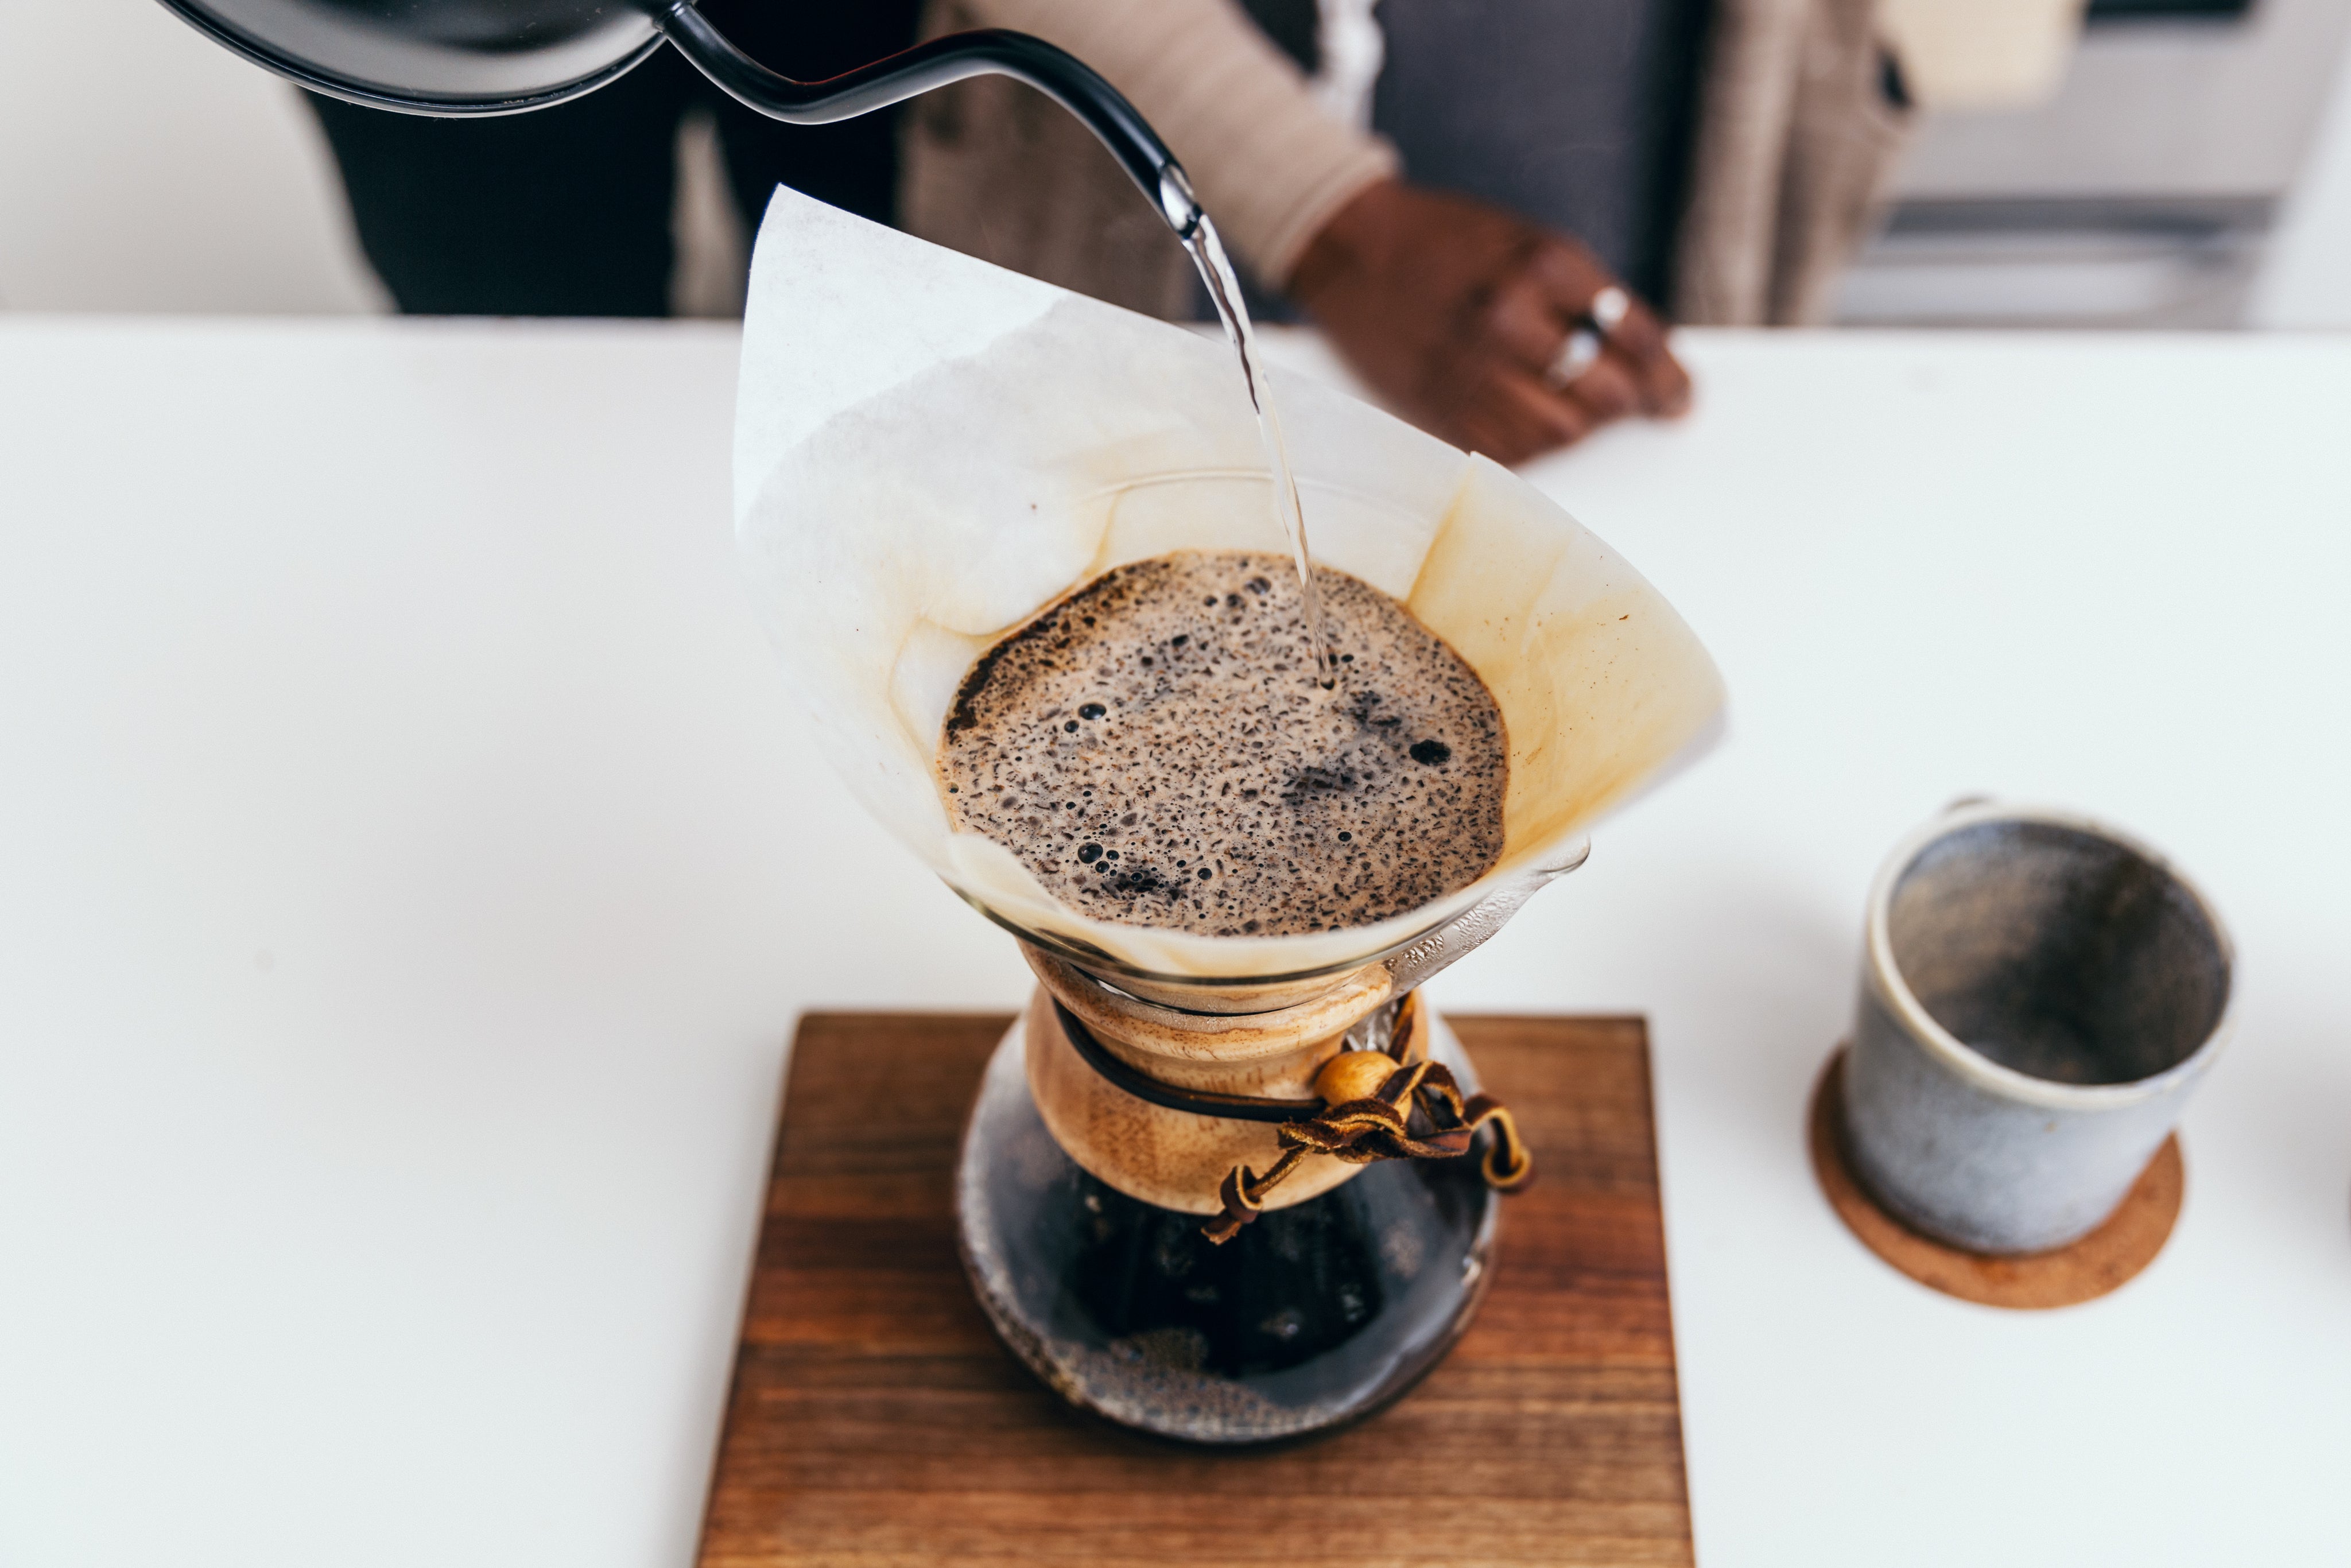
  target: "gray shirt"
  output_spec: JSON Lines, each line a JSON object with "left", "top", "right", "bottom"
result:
{"left": 1243, "top": 0, "right": 1705, "bottom": 307}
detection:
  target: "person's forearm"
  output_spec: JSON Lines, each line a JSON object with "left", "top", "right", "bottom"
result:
{"left": 956, "top": 0, "right": 1398, "bottom": 282}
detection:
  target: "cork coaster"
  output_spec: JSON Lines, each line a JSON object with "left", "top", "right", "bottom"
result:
{"left": 1809, "top": 1047, "right": 2183, "bottom": 1310}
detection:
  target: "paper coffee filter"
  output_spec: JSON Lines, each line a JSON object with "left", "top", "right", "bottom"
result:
{"left": 736, "top": 188, "right": 1724, "bottom": 979}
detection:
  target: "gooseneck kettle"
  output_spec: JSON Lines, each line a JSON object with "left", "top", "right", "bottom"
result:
{"left": 152, "top": 0, "right": 1205, "bottom": 238}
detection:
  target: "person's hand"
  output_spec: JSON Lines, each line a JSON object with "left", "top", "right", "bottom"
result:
{"left": 1286, "top": 179, "right": 1692, "bottom": 464}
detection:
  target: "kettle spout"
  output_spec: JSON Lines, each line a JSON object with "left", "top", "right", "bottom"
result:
{"left": 642, "top": 3, "right": 1204, "bottom": 239}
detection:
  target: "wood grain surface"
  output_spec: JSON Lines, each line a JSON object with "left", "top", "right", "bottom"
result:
{"left": 697, "top": 1012, "right": 1692, "bottom": 1567}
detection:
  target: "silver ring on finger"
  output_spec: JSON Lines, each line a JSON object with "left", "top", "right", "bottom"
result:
{"left": 1586, "top": 285, "right": 1630, "bottom": 335}
{"left": 1546, "top": 286, "right": 1630, "bottom": 388}
{"left": 1546, "top": 327, "right": 1603, "bottom": 389}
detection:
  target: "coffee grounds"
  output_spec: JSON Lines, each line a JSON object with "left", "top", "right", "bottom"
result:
{"left": 939, "top": 551, "right": 1506, "bottom": 937}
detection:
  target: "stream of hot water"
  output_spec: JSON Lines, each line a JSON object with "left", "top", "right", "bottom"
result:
{"left": 1184, "top": 218, "right": 1337, "bottom": 689}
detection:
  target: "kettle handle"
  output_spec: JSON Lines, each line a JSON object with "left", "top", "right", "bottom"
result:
{"left": 645, "top": 5, "right": 1205, "bottom": 240}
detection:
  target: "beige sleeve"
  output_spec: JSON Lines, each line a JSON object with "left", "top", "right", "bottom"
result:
{"left": 956, "top": 0, "right": 1400, "bottom": 283}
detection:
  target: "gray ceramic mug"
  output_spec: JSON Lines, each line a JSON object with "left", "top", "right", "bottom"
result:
{"left": 1842, "top": 801, "right": 2235, "bottom": 1255}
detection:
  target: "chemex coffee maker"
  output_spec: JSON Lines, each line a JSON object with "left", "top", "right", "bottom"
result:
{"left": 732, "top": 187, "right": 1725, "bottom": 1443}
{"left": 152, "top": 0, "right": 1206, "bottom": 236}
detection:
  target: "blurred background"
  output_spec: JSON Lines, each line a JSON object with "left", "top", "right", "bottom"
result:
{"left": 3, "top": 0, "right": 2348, "bottom": 328}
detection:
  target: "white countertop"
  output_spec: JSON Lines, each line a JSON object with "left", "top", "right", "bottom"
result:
{"left": 3, "top": 316, "right": 2348, "bottom": 1566}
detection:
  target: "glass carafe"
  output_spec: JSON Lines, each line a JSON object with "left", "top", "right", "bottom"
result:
{"left": 955, "top": 850, "right": 1581, "bottom": 1444}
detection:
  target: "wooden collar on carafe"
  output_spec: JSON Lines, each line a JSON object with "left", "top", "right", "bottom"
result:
{"left": 1050, "top": 988, "right": 1535, "bottom": 1242}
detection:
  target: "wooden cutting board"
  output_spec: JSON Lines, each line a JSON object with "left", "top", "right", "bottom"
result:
{"left": 697, "top": 1012, "right": 1692, "bottom": 1567}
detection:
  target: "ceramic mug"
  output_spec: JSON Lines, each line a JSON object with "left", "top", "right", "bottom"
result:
{"left": 1842, "top": 801, "right": 2234, "bottom": 1255}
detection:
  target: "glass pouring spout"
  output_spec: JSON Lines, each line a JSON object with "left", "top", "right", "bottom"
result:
{"left": 153, "top": 0, "right": 1205, "bottom": 240}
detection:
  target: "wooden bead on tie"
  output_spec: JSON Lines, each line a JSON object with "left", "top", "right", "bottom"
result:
{"left": 1315, "top": 1050, "right": 1399, "bottom": 1106}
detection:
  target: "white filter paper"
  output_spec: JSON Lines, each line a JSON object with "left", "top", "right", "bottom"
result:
{"left": 735, "top": 186, "right": 1725, "bottom": 980}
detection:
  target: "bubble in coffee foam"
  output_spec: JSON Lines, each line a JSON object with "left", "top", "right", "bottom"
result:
{"left": 938, "top": 551, "right": 1506, "bottom": 937}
